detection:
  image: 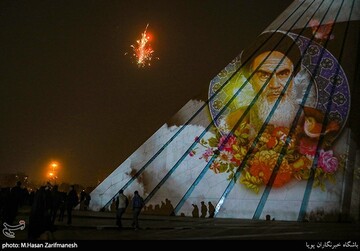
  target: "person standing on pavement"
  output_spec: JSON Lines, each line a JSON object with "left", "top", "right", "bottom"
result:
{"left": 66, "top": 185, "right": 78, "bottom": 225}
{"left": 208, "top": 201, "right": 215, "bottom": 218}
{"left": 132, "top": 190, "right": 144, "bottom": 230}
{"left": 116, "top": 189, "right": 128, "bottom": 229}
{"left": 200, "top": 201, "right": 207, "bottom": 218}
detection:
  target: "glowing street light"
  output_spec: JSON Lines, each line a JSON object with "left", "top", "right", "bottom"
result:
{"left": 49, "top": 162, "right": 59, "bottom": 183}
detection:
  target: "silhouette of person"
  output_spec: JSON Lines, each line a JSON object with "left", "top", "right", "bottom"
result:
{"left": 192, "top": 204, "right": 199, "bottom": 218}
{"left": 84, "top": 194, "right": 91, "bottom": 211}
{"left": 132, "top": 191, "right": 144, "bottom": 230}
{"left": 50, "top": 185, "right": 61, "bottom": 224}
{"left": 208, "top": 202, "right": 215, "bottom": 218}
{"left": 115, "top": 196, "right": 119, "bottom": 209}
{"left": 146, "top": 204, "right": 154, "bottom": 214}
{"left": 110, "top": 198, "right": 116, "bottom": 212}
{"left": 79, "top": 190, "right": 86, "bottom": 210}
{"left": 116, "top": 189, "right": 128, "bottom": 229}
{"left": 4, "top": 181, "right": 23, "bottom": 224}
{"left": 200, "top": 201, "right": 207, "bottom": 218}
{"left": 154, "top": 204, "right": 160, "bottom": 214}
{"left": 165, "top": 198, "right": 174, "bottom": 216}
{"left": 57, "top": 192, "right": 66, "bottom": 222}
{"left": 28, "top": 186, "right": 52, "bottom": 239}
{"left": 160, "top": 201, "right": 166, "bottom": 214}
{"left": 66, "top": 185, "right": 78, "bottom": 225}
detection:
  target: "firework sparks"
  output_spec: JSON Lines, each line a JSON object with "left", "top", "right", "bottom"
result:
{"left": 129, "top": 24, "right": 157, "bottom": 68}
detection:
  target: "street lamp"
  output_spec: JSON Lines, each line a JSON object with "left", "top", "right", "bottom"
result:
{"left": 50, "top": 162, "right": 58, "bottom": 184}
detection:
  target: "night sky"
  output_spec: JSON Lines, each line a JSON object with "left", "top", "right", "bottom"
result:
{"left": 1, "top": 1, "right": 297, "bottom": 186}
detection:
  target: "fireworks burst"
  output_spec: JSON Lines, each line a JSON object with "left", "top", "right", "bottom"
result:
{"left": 128, "top": 24, "right": 157, "bottom": 68}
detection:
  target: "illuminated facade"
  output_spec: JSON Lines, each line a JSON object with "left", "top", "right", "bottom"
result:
{"left": 90, "top": 0, "right": 360, "bottom": 221}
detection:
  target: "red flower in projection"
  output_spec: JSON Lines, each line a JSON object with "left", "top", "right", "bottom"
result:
{"left": 266, "top": 136, "right": 278, "bottom": 149}
{"left": 248, "top": 150, "right": 292, "bottom": 188}
{"left": 218, "top": 135, "right": 237, "bottom": 152}
{"left": 299, "top": 137, "right": 317, "bottom": 157}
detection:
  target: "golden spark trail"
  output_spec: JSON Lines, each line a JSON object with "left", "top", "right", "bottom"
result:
{"left": 130, "top": 24, "right": 155, "bottom": 68}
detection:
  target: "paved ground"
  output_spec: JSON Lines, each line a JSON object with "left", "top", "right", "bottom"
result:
{"left": 1, "top": 208, "right": 359, "bottom": 243}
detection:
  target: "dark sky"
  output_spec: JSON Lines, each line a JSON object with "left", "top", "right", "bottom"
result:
{"left": 0, "top": 0, "right": 294, "bottom": 186}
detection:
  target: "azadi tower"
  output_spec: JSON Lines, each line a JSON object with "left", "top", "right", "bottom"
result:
{"left": 90, "top": 0, "right": 360, "bottom": 222}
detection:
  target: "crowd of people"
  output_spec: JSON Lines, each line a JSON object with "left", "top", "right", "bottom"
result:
{"left": 0, "top": 181, "right": 91, "bottom": 239}
{"left": 2, "top": 182, "right": 237, "bottom": 239}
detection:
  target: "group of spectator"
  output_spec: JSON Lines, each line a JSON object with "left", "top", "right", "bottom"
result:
{"left": 0, "top": 181, "right": 91, "bottom": 239}
{"left": 192, "top": 201, "right": 215, "bottom": 218}
{"left": 114, "top": 190, "right": 144, "bottom": 230}
{"left": 2, "top": 182, "right": 228, "bottom": 238}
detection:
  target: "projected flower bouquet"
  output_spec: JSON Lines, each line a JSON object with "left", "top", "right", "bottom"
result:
{"left": 193, "top": 119, "right": 345, "bottom": 193}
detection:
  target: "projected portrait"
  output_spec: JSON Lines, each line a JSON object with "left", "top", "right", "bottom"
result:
{"left": 198, "top": 31, "right": 350, "bottom": 192}
{"left": 226, "top": 32, "right": 314, "bottom": 134}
